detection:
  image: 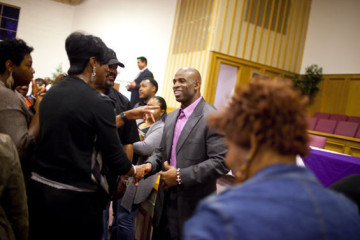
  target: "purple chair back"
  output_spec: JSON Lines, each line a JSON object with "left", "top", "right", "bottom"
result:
{"left": 334, "top": 121, "right": 359, "bottom": 138}
{"left": 306, "top": 117, "right": 318, "bottom": 130}
{"left": 309, "top": 134, "right": 327, "bottom": 148}
{"left": 330, "top": 114, "right": 348, "bottom": 122}
{"left": 348, "top": 116, "right": 360, "bottom": 124}
{"left": 314, "top": 119, "right": 338, "bottom": 134}
{"left": 356, "top": 128, "right": 360, "bottom": 139}
{"left": 314, "top": 112, "right": 330, "bottom": 119}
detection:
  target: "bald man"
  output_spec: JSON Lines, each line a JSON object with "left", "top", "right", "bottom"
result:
{"left": 142, "top": 67, "right": 228, "bottom": 239}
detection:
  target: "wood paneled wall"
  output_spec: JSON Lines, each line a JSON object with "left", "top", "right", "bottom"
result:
{"left": 204, "top": 51, "right": 296, "bottom": 104}
{"left": 309, "top": 74, "right": 360, "bottom": 117}
{"left": 162, "top": 0, "right": 311, "bottom": 110}
{"left": 213, "top": 0, "right": 311, "bottom": 73}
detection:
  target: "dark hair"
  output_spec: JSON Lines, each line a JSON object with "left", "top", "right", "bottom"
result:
{"left": 151, "top": 96, "right": 167, "bottom": 121}
{"left": 65, "top": 32, "right": 110, "bottom": 75}
{"left": 142, "top": 78, "right": 158, "bottom": 93}
{"left": 0, "top": 39, "right": 33, "bottom": 74}
{"left": 208, "top": 77, "right": 309, "bottom": 158}
{"left": 137, "top": 56, "right": 147, "bottom": 65}
{"left": 35, "top": 78, "right": 47, "bottom": 86}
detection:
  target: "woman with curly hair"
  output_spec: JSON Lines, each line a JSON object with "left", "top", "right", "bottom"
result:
{"left": 184, "top": 77, "right": 360, "bottom": 240}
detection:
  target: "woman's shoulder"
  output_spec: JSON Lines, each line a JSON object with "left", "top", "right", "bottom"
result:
{"left": 148, "top": 121, "right": 165, "bottom": 133}
{"left": 0, "top": 87, "right": 22, "bottom": 109}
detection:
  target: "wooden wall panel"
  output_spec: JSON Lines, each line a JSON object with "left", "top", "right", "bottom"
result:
{"left": 346, "top": 78, "right": 360, "bottom": 116}
{"left": 204, "top": 51, "right": 296, "bottom": 104}
{"left": 322, "top": 78, "right": 348, "bottom": 114}
{"left": 308, "top": 74, "right": 360, "bottom": 117}
{"left": 211, "top": 0, "right": 311, "bottom": 73}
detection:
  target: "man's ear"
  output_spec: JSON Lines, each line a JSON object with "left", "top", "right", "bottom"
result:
{"left": 194, "top": 80, "right": 201, "bottom": 91}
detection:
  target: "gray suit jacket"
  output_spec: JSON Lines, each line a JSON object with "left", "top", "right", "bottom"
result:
{"left": 146, "top": 98, "right": 228, "bottom": 234}
{"left": 121, "top": 120, "right": 164, "bottom": 211}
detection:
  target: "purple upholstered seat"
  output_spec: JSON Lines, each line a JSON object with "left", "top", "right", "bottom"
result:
{"left": 348, "top": 116, "right": 360, "bottom": 124}
{"left": 356, "top": 128, "right": 360, "bottom": 139}
{"left": 306, "top": 117, "right": 318, "bottom": 130}
{"left": 334, "top": 121, "right": 359, "bottom": 138}
{"left": 314, "top": 119, "right": 338, "bottom": 134}
{"left": 330, "top": 114, "right": 348, "bottom": 122}
{"left": 309, "top": 134, "right": 327, "bottom": 148}
{"left": 314, "top": 112, "right": 331, "bottom": 119}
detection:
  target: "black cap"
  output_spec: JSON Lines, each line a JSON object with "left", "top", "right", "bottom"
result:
{"left": 107, "top": 48, "right": 125, "bottom": 68}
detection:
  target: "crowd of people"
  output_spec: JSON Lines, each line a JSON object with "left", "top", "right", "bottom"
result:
{"left": 0, "top": 31, "right": 359, "bottom": 240}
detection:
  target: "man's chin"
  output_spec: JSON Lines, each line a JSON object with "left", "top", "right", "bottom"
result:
{"left": 106, "top": 80, "right": 115, "bottom": 87}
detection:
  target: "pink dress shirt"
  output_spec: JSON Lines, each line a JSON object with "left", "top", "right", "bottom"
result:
{"left": 170, "top": 96, "right": 203, "bottom": 167}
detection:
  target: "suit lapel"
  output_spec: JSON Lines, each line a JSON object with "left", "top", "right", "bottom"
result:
{"left": 176, "top": 99, "right": 205, "bottom": 154}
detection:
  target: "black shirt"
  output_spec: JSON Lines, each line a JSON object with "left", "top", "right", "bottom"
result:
{"left": 107, "top": 87, "right": 139, "bottom": 145}
{"left": 34, "top": 76, "right": 132, "bottom": 190}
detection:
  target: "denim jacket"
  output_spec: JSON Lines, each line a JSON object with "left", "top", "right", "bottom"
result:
{"left": 184, "top": 164, "right": 360, "bottom": 240}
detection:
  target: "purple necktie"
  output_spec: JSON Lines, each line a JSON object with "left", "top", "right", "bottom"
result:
{"left": 170, "top": 110, "right": 186, "bottom": 167}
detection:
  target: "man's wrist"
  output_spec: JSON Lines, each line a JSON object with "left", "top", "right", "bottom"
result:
{"left": 132, "top": 164, "right": 136, "bottom": 177}
{"left": 120, "top": 112, "right": 127, "bottom": 122}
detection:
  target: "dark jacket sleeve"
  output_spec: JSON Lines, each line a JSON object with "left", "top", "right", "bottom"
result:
{"left": 94, "top": 98, "right": 132, "bottom": 175}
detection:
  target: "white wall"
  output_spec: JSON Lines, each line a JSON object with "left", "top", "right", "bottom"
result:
{"left": 6, "top": 0, "right": 177, "bottom": 97}
{"left": 2, "top": 0, "right": 75, "bottom": 79}
{"left": 301, "top": 0, "right": 360, "bottom": 74}
{"left": 71, "top": 0, "right": 177, "bottom": 97}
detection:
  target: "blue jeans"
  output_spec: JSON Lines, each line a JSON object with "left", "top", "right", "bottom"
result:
{"left": 102, "top": 201, "right": 111, "bottom": 240}
{"left": 110, "top": 199, "right": 140, "bottom": 240}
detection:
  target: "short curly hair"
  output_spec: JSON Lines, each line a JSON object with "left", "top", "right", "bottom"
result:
{"left": 208, "top": 77, "right": 309, "bottom": 158}
{"left": 0, "top": 39, "right": 33, "bottom": 74}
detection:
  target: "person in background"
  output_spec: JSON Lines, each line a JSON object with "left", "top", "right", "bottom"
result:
{"left": 0, "top": 38, "right": 44, "bottom": 180}
{"left": 134, "top": 78, "right": 158, "bottom": 108}
{"left": 0, "top": 133, "right": 29, "bottom": 240}
{"left": 27, "top": 32, "right": 151, "bottom": 240}
{"left": 92, "top": 48, "right": 139, "bottom": 240}
{"left": 16, "top": 83, "right": 36, "bottom": 114}
{"left": 111, "top": 96, "right": 167, "bottom": 240}
{"left": 34, "top": 78, "right": 46, "bottom": 90}
{"left": 126, "top": 56, "right": 154, "bottom": 107}
{"left": 134, "top": 78, "right": 159, "bottom": 125}
{"left": 141, "top": 67, "right": 228, "bottom": 240}
{"left": 184, "top": 77, "right": 360, "bottom": 240}
{"left": 44, "top": 77, "right": 52, "bottom": 90}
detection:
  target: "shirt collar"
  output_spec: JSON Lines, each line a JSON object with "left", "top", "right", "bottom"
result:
{"left": 180, "top": 96, "right": 202, "bottom": 119}
{"left": 140, "top": 67, "right": 148, "bottom": 73}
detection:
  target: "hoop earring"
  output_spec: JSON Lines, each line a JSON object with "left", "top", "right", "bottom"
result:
{"left": 91, "top": 66, "right": 96, "bottom": 82}
{"left": 6, "top": 71, "right": 14, "bottom": 89}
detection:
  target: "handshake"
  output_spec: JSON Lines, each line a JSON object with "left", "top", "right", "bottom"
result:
{"left": 112, "top": 163, "right": 153, "bottom": 200}
{"left": 126, "top": 163, "right": 153, "bottom": 186}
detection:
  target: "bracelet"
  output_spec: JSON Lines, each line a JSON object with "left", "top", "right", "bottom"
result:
{"left": 176, "top": 168, "right": 183, "bottom": 185}
{"left": 120, "top": 112, "right": 127, "bottom": 122}
{"left": 132, "top": 165, "right": 136, "bottom": 177}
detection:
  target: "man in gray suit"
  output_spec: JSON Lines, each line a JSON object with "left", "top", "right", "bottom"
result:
{"left": 142, "top": 67, "right": 228, "bottom": 240}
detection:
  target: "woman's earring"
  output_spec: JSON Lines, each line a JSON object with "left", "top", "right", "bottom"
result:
{"left": 6, "top": 71, "right": 14, "bottom": 89}
{"left": 91, "top": 66, "right": 96, "bottom": 82}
